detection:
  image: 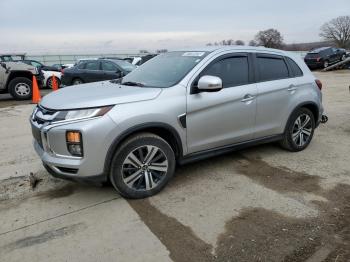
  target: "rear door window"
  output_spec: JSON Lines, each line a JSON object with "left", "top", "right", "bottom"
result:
{"left": 257, "top": 55, "right": 289, "bottom": 82}
{"left": 101, "top": 61, "right": 118, "bottom": 71}
{"left": 201, "top": 56, "right": 249, "bottom": 88}
{"left": 85, "top": 61, "right": 100, "bottom": 70}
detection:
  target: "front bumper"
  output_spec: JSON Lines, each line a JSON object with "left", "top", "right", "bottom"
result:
{"left": 31, "top": 110, "right": 120, "bottom": 183}
{"left": 43, "top": 162, "right": 106, "bottom": 185}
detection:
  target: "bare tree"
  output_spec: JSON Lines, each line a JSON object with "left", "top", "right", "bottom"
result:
{"left": 254, "top": 29, "right": 284, "bottom": 48}
{"left": 220, "top": 39, "right": 235, "bottom": 45}
{"left": 248, "top": 40, "right": 258, "bottom": 46}
{"left": 320, "top": 16, "right": 350, "bottom": 48}
{"left": 156, "top": 49, "right": 168, "bottom": 54}
{"left": 235, "top": 40, "right": 245, "bottom": 45}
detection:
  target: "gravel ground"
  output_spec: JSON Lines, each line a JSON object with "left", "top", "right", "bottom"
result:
{"left": 0, "top": 71, "right": 349, "bottom": 261}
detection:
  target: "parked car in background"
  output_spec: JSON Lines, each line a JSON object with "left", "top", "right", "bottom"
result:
{"left": 18, "top": 60, "right": 62, "bottom": 89}
{"left": 0, "top": 55, "right": 43, "bottom": 100}
{"left": 52, "top": 64, "right": 74, "bottom": 71}
{"left": 42, "top": 70, "right": 62, "bottom": 89}
{"left": 304, "top": 47, "right": 347, "bottom": 69}
{"left": 61, "top": 59, "right": 136, "bottom": 86}
{"left": 18, "top": 60, "right": 60, "bottom": 72}
{"left": 31, "top": 46, "right": 326, "bottom": 198}
{"left": 124, "top": 54, "right": 158, "bottom": 66}
{"left": 123, "top": 57, "right": 142, "bottom": 66}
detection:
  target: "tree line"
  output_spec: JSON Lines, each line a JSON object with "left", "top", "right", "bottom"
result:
{"left": 206, "top": 15, "right": 350, "bottom": 50}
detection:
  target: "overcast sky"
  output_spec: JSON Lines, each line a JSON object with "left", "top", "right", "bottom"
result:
{"left": 0, "top": 0, "right": 349, "bottom": 54}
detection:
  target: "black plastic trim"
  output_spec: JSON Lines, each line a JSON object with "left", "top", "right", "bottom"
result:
{"left": 44, "top": 163, "right": 106, "bottom": 186}
{"left": 178, "top": 134, "right": 284, "bottom": 165}
{"left": 179, "top": 114, "right": 187, "bottom": 128}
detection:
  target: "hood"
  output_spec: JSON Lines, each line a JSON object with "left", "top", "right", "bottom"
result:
{"left": 4, "top": 61, "right": 37, "bottom": 73}
{"left": 40, "top": 81, "right": 162, "bottom": 110}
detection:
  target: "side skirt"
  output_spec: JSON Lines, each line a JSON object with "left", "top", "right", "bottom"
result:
{"left": 178, "top": 134, "right": 284, "bottom": 165}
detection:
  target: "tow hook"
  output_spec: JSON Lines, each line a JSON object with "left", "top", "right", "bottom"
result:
{"left": 321, "top": 114, "right": 328, "bottom": 124}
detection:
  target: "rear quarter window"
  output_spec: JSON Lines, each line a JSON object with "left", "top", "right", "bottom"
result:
{"left": 286, "top": 57, "right": 303, "bottom": 77}
{"left": 257, "top": 56, "right": 289, "bottom": 82}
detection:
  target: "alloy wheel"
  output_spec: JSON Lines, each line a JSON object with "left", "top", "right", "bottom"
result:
{"left": 122, "top": 145, "right": 168, "bottom": 191}
{"left": 292, "top": 113, "right": 312, "bottom": 147}
{"left": 14, "top": 82, "right": 30, "bottom": 96}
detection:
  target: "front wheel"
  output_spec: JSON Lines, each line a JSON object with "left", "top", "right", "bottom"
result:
{"left": 8, "top": 77, "right": 32, "bottom": 100}
{"left": 109, "top": 133, "right": 176, "bottom": 199}
{"left": 280, "top": 108, "right": 315, "bottom": 152}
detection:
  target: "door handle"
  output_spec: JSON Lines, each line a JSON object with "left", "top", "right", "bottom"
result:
{"left": 287, "top": 85, "right": 297, "bottom": 92}
{"left": 241, "top": 94, "right": 255, "bottom": 102}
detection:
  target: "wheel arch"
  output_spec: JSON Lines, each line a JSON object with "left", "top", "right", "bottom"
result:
{"left": 284, "top": 101, "right": 320, "bottom": 133}
{"left": 103, "top": 123, "right": 183, "bottom": 176}
{"left": 6, "top": 71, "right": 33, "bottom": 88}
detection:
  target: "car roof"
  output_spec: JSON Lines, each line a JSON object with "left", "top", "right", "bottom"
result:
{"left": 308, "top": 47, "right": 331, "bottom": 53}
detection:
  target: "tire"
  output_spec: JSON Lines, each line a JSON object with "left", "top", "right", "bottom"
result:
{"left": 72, "top": 78, "right": 83, "bottom": 85}
{"left": 8, "top": 77, "right": 32, "bottom": 100}
{"left": 109, "top": 133, "right": 176, "bottom": 199}
{"left": 323, "top": 60, "right": 329, "bottom": 68}
{"left": 280, "top": 108, "right": 315, "bottom": 152}
{"left": 47, "top": 76, "right": 61, "bottom": 89}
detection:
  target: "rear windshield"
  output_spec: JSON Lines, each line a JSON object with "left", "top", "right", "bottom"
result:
{"left": 121, "top": 51, "right": 209, "bottom": 88}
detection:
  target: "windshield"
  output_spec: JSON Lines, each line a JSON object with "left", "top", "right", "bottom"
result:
{"left": 121, "top": 51, "right": 208, "bottom": 88}
{"left": 113, "top": 60, "right": 136, "bottom": 72}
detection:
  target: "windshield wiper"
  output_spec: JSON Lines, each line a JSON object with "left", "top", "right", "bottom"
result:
{"left": 122, "top": 81, "right": 144, "bottom": 87}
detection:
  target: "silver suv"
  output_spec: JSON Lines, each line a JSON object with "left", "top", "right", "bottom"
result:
{"left": 30, "top": 46, "right": 325, "bottom": 198}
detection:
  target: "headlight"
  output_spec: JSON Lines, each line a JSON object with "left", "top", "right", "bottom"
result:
{"left": 55, "top": 106, "right": 113, "bottom": 122}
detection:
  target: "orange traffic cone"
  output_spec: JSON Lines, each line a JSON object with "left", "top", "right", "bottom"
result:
{"left": 52, "top": 74, "right": 58, "bottom": 91}
{"left": 32, "top": 75, "right": 41, "bottom": 104}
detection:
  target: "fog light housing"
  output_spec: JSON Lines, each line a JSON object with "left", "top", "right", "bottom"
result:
{"left": 66, "top": 131, "right": 83, "bottom": 157}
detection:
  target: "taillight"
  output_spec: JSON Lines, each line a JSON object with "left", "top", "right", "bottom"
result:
{"left": 315, "top": 79, "right": 322, "bottom": 90}
{"left": 316, "top": 57, "right": 321, "bottom": 62}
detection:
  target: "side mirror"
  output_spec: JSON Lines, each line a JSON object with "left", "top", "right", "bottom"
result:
{"left": 1, "top": 62, "right": 7, "bottom": 69}
{"left": 197, "top": 75, "right": 222, "bottom": 92}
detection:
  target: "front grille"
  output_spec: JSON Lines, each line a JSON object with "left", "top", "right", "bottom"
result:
{"left": 32, "top": 105, "right": 58, "bottom": 126}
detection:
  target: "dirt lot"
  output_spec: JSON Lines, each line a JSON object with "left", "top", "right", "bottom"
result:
{"left": 0, "top": 71, "right": 349, "bottom": 262}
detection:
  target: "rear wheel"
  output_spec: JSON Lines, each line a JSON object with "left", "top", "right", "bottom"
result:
{"left": 280, "top": 108, "right": 315, "bottom": 152}
{"left": 47, "top": 76, "right": 61, "bottom": 89}
{"left": 109, "top": 133, "right": 176, "bottom": 199}
{"left": 323, "top": 60, "right": 329, "bottom": 68}
{"left": 8, "top": 77, "right": 32, "bottom": 100}
{"left": 72, "top": 78, "right": 83, "bottom": 85}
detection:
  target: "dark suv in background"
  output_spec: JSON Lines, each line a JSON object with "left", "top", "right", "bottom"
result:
{"left": 61, "top": 59, "right": 136, "bottom": 86}
{"left": 304, "top": 47, "right": 347, "bottom": 69}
